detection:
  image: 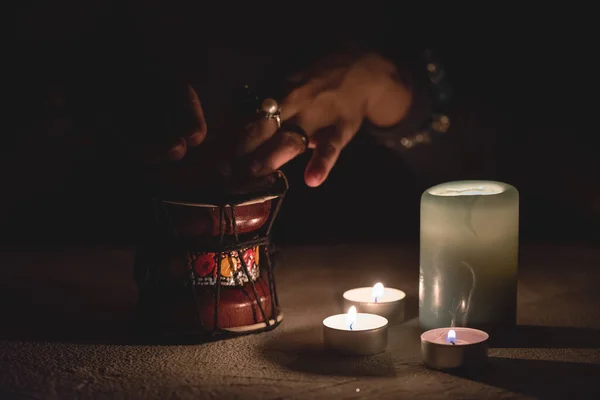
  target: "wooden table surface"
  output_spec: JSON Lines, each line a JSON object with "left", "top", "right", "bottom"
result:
{"left": 1, "top": 243, "right": 599, "bottom": 399}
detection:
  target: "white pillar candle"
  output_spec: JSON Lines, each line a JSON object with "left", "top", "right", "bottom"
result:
{"left": 419, "top": 180, "right": 519, "bottom": 332}
{"left": 322, "top": 306, "right": 388, "bottom": 356}
{"left": 343, "top": 283, "right": 406, "bottom": 324}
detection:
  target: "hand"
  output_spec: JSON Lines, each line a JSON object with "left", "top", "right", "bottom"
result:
{"left": 127, "top": 81, "right": 208, "bottom": 165}
{"left": 236, "top": 52, "right": 413, "bottom": 187}
{"left": 164, "top": 84, "right": 208, "bottom": 162}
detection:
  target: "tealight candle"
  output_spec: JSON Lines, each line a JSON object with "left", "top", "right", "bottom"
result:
{"left": 323, "top": 306, "right": 388, "bottom": 356}
{"left": 421, "top": 327, "right": 489, "bottom": 370}
{"left": 343, "top": 283, "right": 406, "bottom": 324}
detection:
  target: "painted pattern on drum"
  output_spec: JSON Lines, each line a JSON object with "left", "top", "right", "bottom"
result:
{"left": 187, "top": 246, "right": 261, "bottom": 286}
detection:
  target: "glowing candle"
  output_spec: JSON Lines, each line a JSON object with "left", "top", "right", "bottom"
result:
{"left": 343, "top": 283, "right": 406, "bottom": 324}
{"left": 421, "top": 327, "right": 489, "bottom": 369}
{"left": 323, "top": 307, "right": 388, "bottom": 356}
{"left": 420, "top": 180, "right": 519, "bottom": 332}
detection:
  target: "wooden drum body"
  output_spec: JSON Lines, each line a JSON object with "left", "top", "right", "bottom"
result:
{"left": 134, "top": 172, "right": 288, "bottom": 339}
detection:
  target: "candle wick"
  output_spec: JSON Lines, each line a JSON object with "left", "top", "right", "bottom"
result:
{"left": 350, "top": 322, "right": 354, "bottom": 331}
{"left": 374, "top": 297, "right": 378, "bottom": 304}
{"left": 450, "top": 340, "right": 456, "bottom": 345}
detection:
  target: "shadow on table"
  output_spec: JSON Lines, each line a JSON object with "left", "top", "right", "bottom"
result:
{"left": 404, "top": 296, "right": 418, "bottom": 320}
{"left": 0, "top": 282, "right": 239, "bottom": 346}
{"left": 450, "top": 357, "right": 600, "bottom": 400}
{"left": 491, "top": 325, "right": 600, "bottom": 349}
{"left": 0, "top": 281, "right": 140, "bottom": 344}
{"left": 260, "top": 326, "right": 396, "bottom": 377}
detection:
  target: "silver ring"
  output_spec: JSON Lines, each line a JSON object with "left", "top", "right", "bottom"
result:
{"left": 259, "top": 98, "right": 281, "bottom": 129}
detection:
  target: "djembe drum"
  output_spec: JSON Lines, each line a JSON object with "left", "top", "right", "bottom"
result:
{"left": 133, "top": 171, "right": 288, "bottom": 339}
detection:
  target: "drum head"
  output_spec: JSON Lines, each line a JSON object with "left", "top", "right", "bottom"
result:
{"left": 150, "top": 170, "right": 288, "bottom": 206}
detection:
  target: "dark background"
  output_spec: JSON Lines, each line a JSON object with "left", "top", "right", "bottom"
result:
{"left": 4, "top": 2, "right": 599, "bottom": 247}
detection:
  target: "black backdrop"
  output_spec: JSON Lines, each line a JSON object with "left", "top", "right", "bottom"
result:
{"left": 4, "top": 3, "right": 598, "bottom": 246}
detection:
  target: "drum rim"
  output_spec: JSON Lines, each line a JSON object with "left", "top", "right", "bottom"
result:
{"left": 162, "top": 195, "right": 279, "bottom": 208}
{"left": 153, "top": 171, "right": 289, "bottom": 206}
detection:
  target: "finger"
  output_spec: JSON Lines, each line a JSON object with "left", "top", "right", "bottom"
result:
{"left": 154, "top": 84, "right": 204, "bottom": 160}
{"left": 290, "top": 91, "right": 339, "bottom": 134}
{"left": 247, "top": 95, "right": 337, "bottom": 176}
{"left": 167, "top": 137, "right": 188, "bottom": 161}
{"left": 236, "top": 81, "right": 321, "bottom": 156}
{"left": 278, "top": 81, "right": 321, "bottom": 121}
{"left": 304, "top": 119, "right": 361, "bottom": 187}
{"left": 248, "top": 130, "right": 308, "bottom": 176}
{"left": 235, "top": 117, "right": 279, "bottom": 156}
{"left": 133, "top": 136, "right": 188, "bottom": 166}
{"left": 185, "top": 84, "right": 208, "bottom": 146}
{"left": 293, "top": 91, "right": 338, "bottom": 145}
{"left": 148, "top": 80, "right": 206, "bottom": 150}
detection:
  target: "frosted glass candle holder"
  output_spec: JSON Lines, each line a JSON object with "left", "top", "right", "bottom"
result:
{"left": 419, "top": 180, "right": 519, "bottom": 332}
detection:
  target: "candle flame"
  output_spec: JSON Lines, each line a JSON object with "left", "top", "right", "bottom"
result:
{"left": 347, "top": 306, "right": 357, "bottom": 330}
{"left": 447, "top": 329, "right": 456, "bottom": 344}
{"left": 372, "top": 282, "right": 384, "bottom": 303}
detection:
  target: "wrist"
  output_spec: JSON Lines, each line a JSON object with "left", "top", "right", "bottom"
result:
{"left": 354, "top": 53, "right": 413, "bottom": 127}
{"left": 367, "top": 74, "right": 413, "bottom": 128}
{"left": 362, "top": 49, "right": 452, "bottom": 151}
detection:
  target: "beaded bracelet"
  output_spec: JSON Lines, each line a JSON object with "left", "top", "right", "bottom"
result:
{"left": 364, "top": 49, "right": 452, "bottom": 151}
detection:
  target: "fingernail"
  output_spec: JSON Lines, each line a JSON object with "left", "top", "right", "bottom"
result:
{"left": 187, "top": 130, "right": 206, "bottom": 146}
{"left": 168, "top": 143, "right": 186, "bottom": 161}
{"left": 306, "top": 172, "right": 323, "bottom": 187}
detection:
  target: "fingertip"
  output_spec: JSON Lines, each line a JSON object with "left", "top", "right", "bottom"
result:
{"left": 168, "top": 147, "right": 186, "bottom": 161}
{"left": 304, "top": 168, "right": 324, "bottom": 187}
{"left": 186, "top": 84, "right": 208, "bottom": 146}
{"left": 168, "top": 138, "right": 187, "bottom": 161}
{"left": 304, "top": 141, "right": 341, "bottom": 187}
{"left": 305, "top": 177, "right": 322, "bottom": 187}
{"left": 186, "top": 128, "right": 207, "bottom": 146}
